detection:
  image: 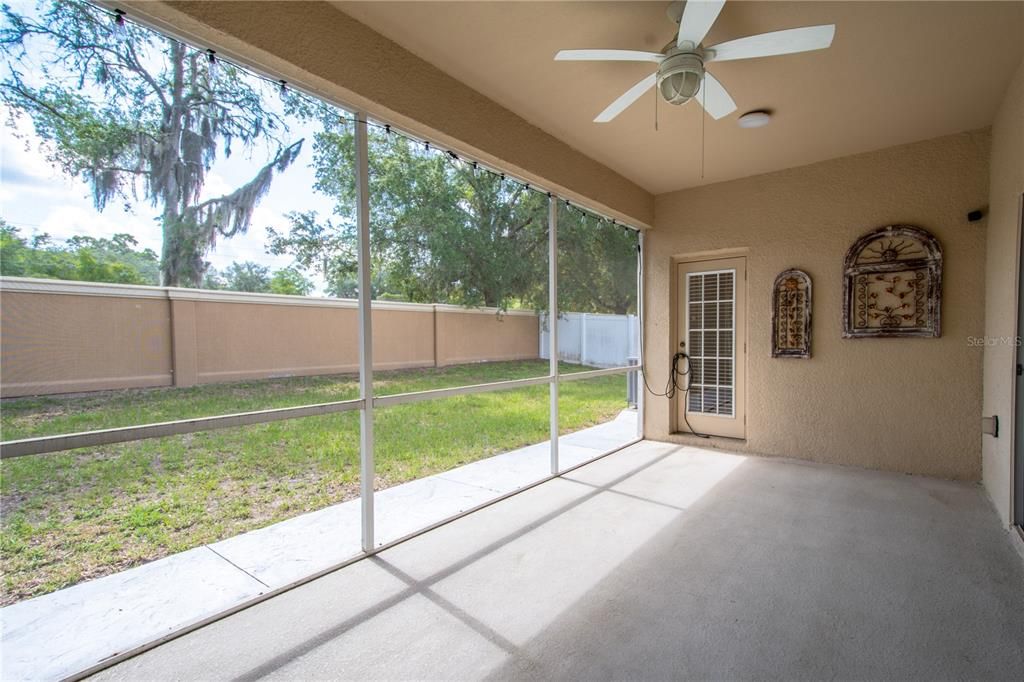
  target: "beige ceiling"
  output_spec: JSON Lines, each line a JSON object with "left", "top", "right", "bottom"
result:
{"left": 333, "top": 1, "right": 1023, "bottom": 195}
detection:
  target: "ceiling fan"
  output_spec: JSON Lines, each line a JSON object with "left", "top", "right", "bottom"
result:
{"left": 555, "top": 0, "right": 835, "bottom": 123}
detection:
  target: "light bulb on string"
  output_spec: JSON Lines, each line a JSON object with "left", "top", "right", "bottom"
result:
{"left": 206, "top": 50, "right": 218, "bottom": 80}
{"left": 112, "top": 10, "right": 127, "bottom": 39}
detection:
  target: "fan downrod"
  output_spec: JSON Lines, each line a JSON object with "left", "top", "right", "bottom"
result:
{"left": 666, "top": 1, "right": 685, "bottom": 25}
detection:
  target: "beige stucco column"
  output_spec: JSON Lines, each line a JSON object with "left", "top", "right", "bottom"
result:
{"left": 169, "top": 297, "right": 199, "bottom": 388}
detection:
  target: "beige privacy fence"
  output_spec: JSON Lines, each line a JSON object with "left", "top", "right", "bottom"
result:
{"left": 0, "top": 277, "right": 539, "bottom": 398}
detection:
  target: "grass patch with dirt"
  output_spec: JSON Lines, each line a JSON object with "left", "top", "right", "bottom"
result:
{"left": 0, "top": 360, "right": 626, "bottom": 605}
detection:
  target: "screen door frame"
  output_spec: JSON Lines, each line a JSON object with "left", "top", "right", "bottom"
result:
{"left": 674, "top": 255, "right": 747, "bottom": 439}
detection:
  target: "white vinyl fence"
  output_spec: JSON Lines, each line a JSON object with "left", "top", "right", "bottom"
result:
{"left": 539, "top": 312, "right": 639, "bottom": 368}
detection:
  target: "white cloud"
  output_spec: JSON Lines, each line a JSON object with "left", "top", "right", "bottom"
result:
{"left": 38, "top": 204, "right": 161, "bottom": 250}
{"left": 197, "top": 171, "right": 232, "bottom": 202}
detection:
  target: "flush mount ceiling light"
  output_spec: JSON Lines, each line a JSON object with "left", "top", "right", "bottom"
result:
{"left": 554, "top": 0, "right": 835, "bottom": 123}
{"left": 737, "top": 110, "right": 771, "bottom": 128}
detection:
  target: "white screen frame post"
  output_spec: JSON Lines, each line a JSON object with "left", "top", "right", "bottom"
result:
{"left": 637, "top": 230, "right": 645, "bottom": 440}
{"left": 355, "top": 112, "right": 375, "bottom": 553}
{"left": 548, "top": 196, "right": 559, "bottom": 475}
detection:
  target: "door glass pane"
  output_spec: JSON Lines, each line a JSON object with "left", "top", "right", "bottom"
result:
{"left": 686, "top": 270, "right": 736, "bottom": 417}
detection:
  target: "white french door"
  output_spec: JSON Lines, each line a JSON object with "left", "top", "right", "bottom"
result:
{"left": 676, "top": 257, "right": 746, "bottom": 439}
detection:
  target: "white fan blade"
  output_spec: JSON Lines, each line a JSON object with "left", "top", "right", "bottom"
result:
{"left": 555, "top": 49, "right": 662, "bottom": 63}
{"left": 595, "top": 73, "right": 657, "bottom": 123}
{"left": 706, "top": 25, "right": 836, "bottom": 62}
{"left": 696, "top": 72, "right": 736, "bottom": 120}
{"left": 677, "top": 0, "right": 726, "bottom": 49}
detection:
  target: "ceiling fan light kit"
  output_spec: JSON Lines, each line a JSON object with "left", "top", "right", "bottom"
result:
{"left": 658, "top": 51, "right": 705, "bottom": 105}
{"left": 554, "top": 0, "right": 835, "bottom": 124}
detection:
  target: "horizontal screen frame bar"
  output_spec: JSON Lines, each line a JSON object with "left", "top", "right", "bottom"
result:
{"left": 0, "top": 398, "right": 365, "bottom": 458}
{"left": 2, "top": 366, "right": 640, "bottom": 458}
{"left": 557, "top": 365, "right": 635, "bottom": 382}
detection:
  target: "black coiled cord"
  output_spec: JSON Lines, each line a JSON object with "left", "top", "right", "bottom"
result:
{"left": 639, "top": 350, "right": 709, "bottom": 439}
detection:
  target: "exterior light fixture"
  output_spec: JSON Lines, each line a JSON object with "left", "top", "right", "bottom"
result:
{"left": 737, "top": 110, "right": 772, "bottom": 128}
{"left": 657, "top": 51, "right": 704, "bottom": 105}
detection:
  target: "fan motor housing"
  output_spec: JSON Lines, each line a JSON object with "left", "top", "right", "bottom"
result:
{"left": 657, "top": 50, "right": 705, "bottom": 105}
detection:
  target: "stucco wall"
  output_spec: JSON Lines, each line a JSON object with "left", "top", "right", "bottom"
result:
{"left": 0, "top": 279, "right": 539, "bottom": 398}
{"left": 645, "top": 131, "right": 990, "bottom": 480}
{"left": 982, "top": 58, "right": 1024, "bottom": 524}
{"left": 435, "top": 308, "right": 541, "bottom": 367}
{"left": 0, "top": 290, "right": 173, "bottom": 396}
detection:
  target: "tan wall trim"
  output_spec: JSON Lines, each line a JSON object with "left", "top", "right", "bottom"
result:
{"left": 0, "top": 276, "right": 168, "bottom": 299}
{"left": 0, "top": 277, "right": 538, "bottom": 316}
{"left": 432, "top": 303, "right": 537, "bottom": 317}
{"left": 1, "top": 375, "right": 174, "bottom": 396}
{"left": 440, "top": 353, "right": 539, "bottom": 366}
{"left": 115, "top": 0, "right": 653, "bottom": 228}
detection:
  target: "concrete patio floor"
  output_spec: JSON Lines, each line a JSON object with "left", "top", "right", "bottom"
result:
{"left": 0, "top": 411, "right": 639, "bottom": 681}
{"left": 91, "top": 439, "right": 1024, "bottom": 681}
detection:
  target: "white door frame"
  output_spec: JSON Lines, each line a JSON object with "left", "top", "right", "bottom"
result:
{"left": 671, "top": 252, "right": 748, "bottom": 439}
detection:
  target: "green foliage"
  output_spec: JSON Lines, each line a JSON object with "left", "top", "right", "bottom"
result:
{"left": 269, "top": 266, "right": 313, "bottom": 296}
{"left": 269, "top": 117, "right": 548, "bottom": 309}
{"left": 267, "top": 209, "right": 359, "bottom": 297}
{"left": 277, "top": 115, "right": 636, "bottom": 312}
{"left": 1, "top": 0, "right": 304, "bottom": 286}
{"left": 0, "top": 221, "right": 158, "bottom": 285}
{"left": 558, "top": 204, "right": 639, "bottom": 314}
{"left": 221, "top": 261, "right": 270, "bottom": 293}
{"left": 64, "top": 233, "right": 161, "bottom": 284}
{"left": 200, "top": 266, "right": 226, "bottom": 290}
{"left": 198, "top": 260, "right": 311, "bottom": 296}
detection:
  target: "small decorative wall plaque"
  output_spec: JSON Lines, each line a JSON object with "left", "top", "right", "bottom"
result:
{"left": 772, "top": 269, "right": 812, "bottom": 358}
{"left": 842, "top": 225, "right": 942, "bottom": 338}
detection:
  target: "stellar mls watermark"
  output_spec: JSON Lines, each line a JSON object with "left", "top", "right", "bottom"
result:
{"left": 966, "top": 336, "right": 1022, "bottom": 347}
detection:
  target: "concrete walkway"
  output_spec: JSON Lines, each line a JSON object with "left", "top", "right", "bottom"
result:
{"left": 0, "top": 411, "right": 638, "bottom": 681}
{"left": 94, "top": 440, "right": 1024, "bottom": 681}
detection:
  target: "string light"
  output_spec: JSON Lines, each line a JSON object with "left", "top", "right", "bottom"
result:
{"left": 112, "top": 9, "right": 127, "bottom": 39}
{"left": 206, "top": 50, "right": 218, "bottom": 80}
{"left": 103, "top": 2, "right": 637, "bottom": 233}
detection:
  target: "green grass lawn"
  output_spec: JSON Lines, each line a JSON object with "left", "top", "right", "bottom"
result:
{"left": 0, "top": 360, "right": 627, "bottom": 606}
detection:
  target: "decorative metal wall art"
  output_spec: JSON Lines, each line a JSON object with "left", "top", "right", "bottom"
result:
{"left": 772, "top": 269, "right": 812, "bottom": 358}
{"left": 842, "top": 224, "right": 942, "bottom": 338}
